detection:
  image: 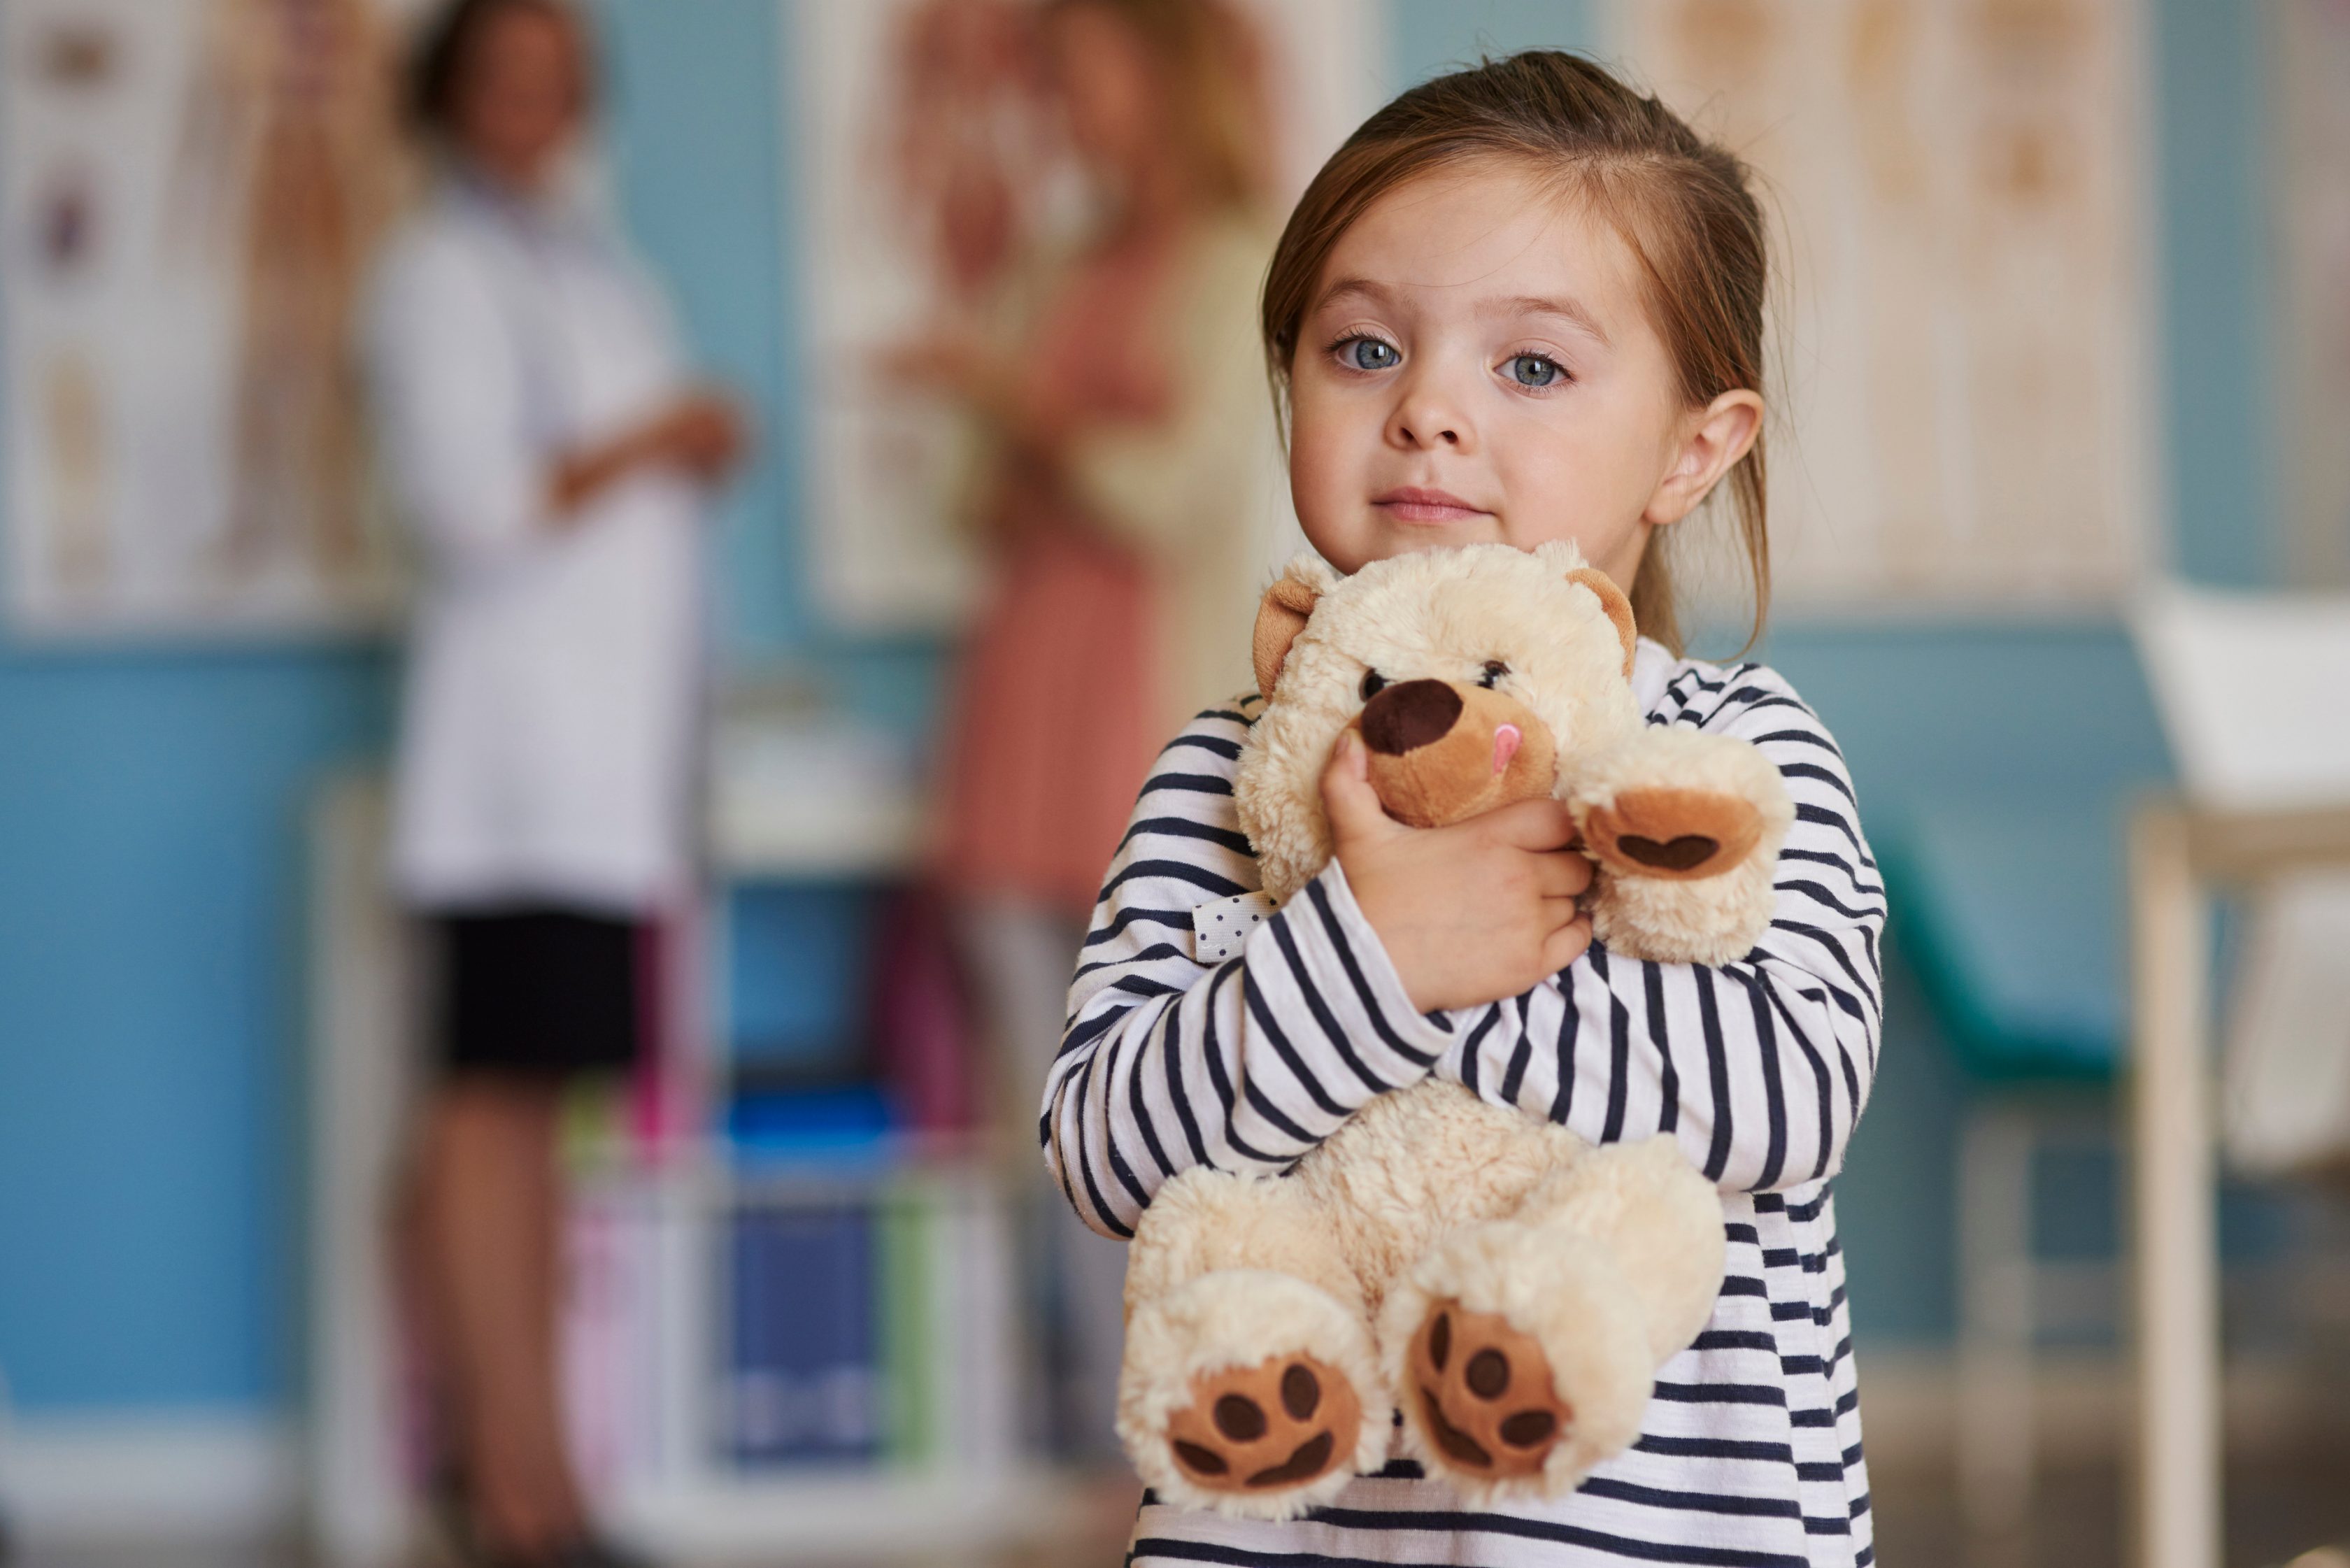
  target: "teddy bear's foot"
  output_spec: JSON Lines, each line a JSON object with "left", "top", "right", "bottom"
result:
{"left": 1380, "top": 1222, "right": 1654, "bottom": 1502}
{"left": 1120, "top": 1269, "right": 1385, "bottom": 1519}
{"left": 1583, "top": 787, "right": 1762, "bottom": 880}
{"left": 1165, "top": 1352, "right": 1364, "bottom": 1495}
{"left": 1407, "top": 1301, "right": 1573, "bottom": 1480}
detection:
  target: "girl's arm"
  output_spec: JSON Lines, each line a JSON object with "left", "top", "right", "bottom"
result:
{"left": 1041, "top": 701, "right": 1455, "bottom": 1239}
{"left": 1431, "top": 664, "right": 1886, "bottom": 1193}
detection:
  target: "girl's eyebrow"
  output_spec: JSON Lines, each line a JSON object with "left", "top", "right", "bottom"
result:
{"left": 1311, "top": 278, "right": 1611, "bottom": 350}
{"left": 1310, "top": 276, "right": 1396, "bottom": 315}
{"left": 1483, "top": 294, "right": 1611, "bottom": 348}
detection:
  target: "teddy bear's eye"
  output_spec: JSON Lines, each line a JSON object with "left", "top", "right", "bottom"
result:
{"left": 1359, "top": 669, "right": 1388, "bottom": 702}
{"left": 1478, "top": 660, "right": 1510, "bottom": 689}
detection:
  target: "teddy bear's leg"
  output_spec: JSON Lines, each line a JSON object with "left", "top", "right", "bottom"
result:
{"left": 1567, "top": 726, "right": 1795, "bottom": 966}
{"left": 1380, "top": 1135, "right": 1725, "bottom": 1502}
{"left": 1119, "top": 1164, "right": 1386, "bottom": 1520}
{"left": 1504, "top": 1134, "right": 1729, "bottom": 1360}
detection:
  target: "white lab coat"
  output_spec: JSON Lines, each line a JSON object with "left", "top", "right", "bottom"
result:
{"left": 367, "top": 178, "right": 703, "bottom": 914}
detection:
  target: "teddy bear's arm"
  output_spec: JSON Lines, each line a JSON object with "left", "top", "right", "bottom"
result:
{"left": 1430, "top": 665, "right": 1886, "bottom": 1194}
{"left": 1042, "top": 707, "right": 1454, "bottom": 1239}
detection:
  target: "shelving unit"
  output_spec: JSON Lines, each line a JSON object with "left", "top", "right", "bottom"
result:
{"left": 574, "top": 1155, "right": 1067, "bottom": 1565}
{"left": 307, "top": 725, "right": 1082, "bottom": 1566}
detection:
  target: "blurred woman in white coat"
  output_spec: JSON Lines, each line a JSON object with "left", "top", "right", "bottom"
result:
{"left": 366, "top": 3, "right": 741, "bottom": 1562}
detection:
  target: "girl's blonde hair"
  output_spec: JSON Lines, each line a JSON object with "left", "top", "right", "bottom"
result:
{"left": 1261, "top": 50, "right": 1770, "bottom": 656}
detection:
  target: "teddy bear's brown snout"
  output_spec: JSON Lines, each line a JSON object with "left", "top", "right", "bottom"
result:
{"left": 1360, "top": 680, "right": 1463, "bottom": 756}
{"left": 1351, "top": 679, "right": 1559, "bottom": 829}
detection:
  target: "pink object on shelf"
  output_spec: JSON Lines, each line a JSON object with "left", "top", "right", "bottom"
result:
{"left": 630, "top": 904, "right": 707, "bottom": 1161}
{"left": 870, "top": 888, "right": 976, "bottom": 1134}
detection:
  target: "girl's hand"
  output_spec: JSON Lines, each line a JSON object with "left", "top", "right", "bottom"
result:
{"left": 1323, "top": 730, "right": 1594, "bottom": 1014}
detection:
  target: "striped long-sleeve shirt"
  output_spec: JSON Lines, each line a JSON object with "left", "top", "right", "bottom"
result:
{"left": 1041, "top": 640, "right": 1886, "bottom": 1568}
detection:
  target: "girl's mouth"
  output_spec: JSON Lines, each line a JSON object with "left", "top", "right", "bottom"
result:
{"left": 1373, "top": 486, "right": 1490, "bottom": 525}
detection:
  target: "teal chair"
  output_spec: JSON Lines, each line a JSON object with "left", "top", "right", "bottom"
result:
{"left": 1878, "top": 795, "right": 2126, "bottom": 1556}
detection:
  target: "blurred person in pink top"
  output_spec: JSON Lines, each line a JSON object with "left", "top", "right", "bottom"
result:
{"left": 882, "top": 0, "right": 1286, "bottom": 1453}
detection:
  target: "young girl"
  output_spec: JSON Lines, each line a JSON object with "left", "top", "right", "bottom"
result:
{"left": 1043, "top": 51, "right": 1883, "bottom": 1568}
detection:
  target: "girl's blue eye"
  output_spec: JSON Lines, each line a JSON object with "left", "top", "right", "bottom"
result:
{"left": 1341, "top": 337, "right": 1399, "bottom": 371}
{"left": 1509, "top": 353, "right": 1563, "bottom": 387}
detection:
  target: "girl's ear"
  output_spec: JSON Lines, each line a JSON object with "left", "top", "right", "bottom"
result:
{"left": 1644, "top": 388, "right": 1764, "bottom": 527}
{"left": 1252, "top": 557, "right": 1332, "bottom": 700}
{"left": 1565, "top": 566, "right": 1637, "bottom": 678}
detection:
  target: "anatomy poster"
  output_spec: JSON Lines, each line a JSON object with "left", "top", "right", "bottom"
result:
{"left": 792, "top": 0, "right": 1379, "bottom": 633}
{"left": 3, "top": 0, "right": 408, "bottom": 636}
{"left": 1602, "top": 0, "right": 2157, "bottom": 611}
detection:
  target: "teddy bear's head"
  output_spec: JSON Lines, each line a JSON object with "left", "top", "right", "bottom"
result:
{"left": 1234, "top": 541, "right": 1646, "bottom": 904}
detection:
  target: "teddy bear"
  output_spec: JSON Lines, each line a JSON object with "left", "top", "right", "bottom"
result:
{"left": 1115, "top": 540, "right": 1795, "bottom": 1519}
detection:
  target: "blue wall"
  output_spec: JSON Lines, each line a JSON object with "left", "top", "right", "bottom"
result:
{"left": 0, "top": 652, "right": 389, "bottom": 1407}
{"left": 601, "top": 0, "right": 799, "bottom": 660}
{"left": 2156, "top": 0, "right": 2276, "bottom": 587}
{"left": 0, "top": 0, "right": 2276, "bottom": 1416}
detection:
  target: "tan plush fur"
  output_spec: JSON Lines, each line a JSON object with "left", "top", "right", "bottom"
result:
{"left": 1119, "top": 542, "right": 1783, "bottom": 1513}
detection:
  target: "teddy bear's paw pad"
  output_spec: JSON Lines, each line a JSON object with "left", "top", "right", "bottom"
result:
{"left": 1408, "top": 1302, "right": 1572, "bottom": 1480}
{"left": 1165, "top": 1354, "right": 1363, "bottom": 1496}
{"left": 1586, "top": 788, "right": 1763, "bottom": 881}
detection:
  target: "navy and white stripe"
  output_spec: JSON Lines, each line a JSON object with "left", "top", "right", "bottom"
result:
{"left": 1042, "top": 642, "right": 1885, "bottom": 1567}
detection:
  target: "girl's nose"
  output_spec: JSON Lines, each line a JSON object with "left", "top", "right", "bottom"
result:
{"left": 1387, "top": 369, "right": 1474, "bottom": 452}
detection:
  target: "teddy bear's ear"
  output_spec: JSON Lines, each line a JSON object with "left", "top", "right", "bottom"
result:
{"left": 1566, "top": 566, "right": 1637, "bottom": 678}
{"left": 1252, "top": 559, "right": 1330, "bottom": 701}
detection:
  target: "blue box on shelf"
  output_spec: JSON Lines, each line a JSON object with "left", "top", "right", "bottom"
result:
{"left": 724, "top": 1203, "right": 882, "bottom": 1465}
{"left": 724, "top": 1083, "right": 897, "bottom": 1167}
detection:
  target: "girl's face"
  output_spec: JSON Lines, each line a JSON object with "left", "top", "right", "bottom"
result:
{"left": 1285, "top": 159, "right": 1761, "bottom": 587}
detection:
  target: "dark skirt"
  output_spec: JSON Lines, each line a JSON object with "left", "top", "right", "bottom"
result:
{"left": 432, "top": 908, "right": 646, "bottom": 1076}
